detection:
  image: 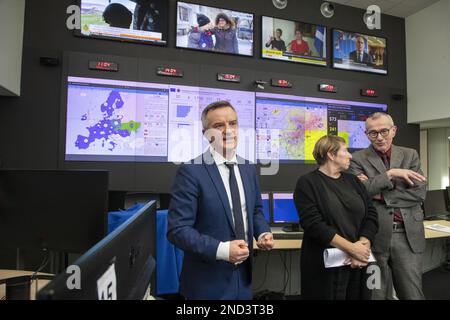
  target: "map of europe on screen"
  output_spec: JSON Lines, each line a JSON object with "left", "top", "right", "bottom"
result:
{"left": 65, "top": 77, "right": 169, "bottom": 162}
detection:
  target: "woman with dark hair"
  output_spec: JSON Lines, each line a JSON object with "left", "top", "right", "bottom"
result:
{"left": 294, "top": 135, "right": 378, "bottom": 300}
{"left": 212, "top": 13, "right": 239, "bottom": 54}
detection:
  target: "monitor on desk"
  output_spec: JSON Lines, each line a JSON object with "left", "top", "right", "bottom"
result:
{"left": 423, "top": 189, "right": 449, "bottom": 219}
{"left": 37, "top": 200, "right": 157, "bottom": 300}
{"left": 261, "top": 192, "right": 271, "bottom": 223}
{"left": 272, "top": 192, "right": 301, "bottom": 232}
{"left": 0, "top": 169, "right": 108, "bottom": 254}
{"left": 446, "top": 187, "right": 450, "bottom": 212}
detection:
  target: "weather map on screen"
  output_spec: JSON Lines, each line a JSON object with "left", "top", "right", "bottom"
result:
{"left": 255, "top": 92, "right": 387, "bottom": 162}
{"left": 256, "top": 93, "right": 327, "bottom": 162}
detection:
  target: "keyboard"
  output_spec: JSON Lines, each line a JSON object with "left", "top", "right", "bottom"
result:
{"left": 272, "top": 232, "right": 303, "bottom": 240}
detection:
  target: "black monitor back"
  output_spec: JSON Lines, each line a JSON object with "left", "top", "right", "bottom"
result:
{"left": 37, "top": 200, "right": 157, "bottom": 300}
{"left": 423, "top": 189, "right": 449, "bottom": 219}
{"left": 0, "top": 169, "right": 108, "bottom": 253}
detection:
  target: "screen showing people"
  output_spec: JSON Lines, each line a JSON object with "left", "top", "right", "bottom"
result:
{"left": 332, "top": 29, "right": 387, "bottom": 74}
{"left": 79, "top": 0, "right": 168, "bottom": 45}
{"left": 64, "top": 76, "right": 387, "bottom": 163}
{"left": 176, "top": 1, "right": 254, "bottom": 56}
{"left": 262, "top": 16, "right": 326, "bottom": 66}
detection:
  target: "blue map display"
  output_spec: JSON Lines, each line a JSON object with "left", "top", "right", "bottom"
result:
{"left": 75, "top": 91, "right": 132, "bottom": 151}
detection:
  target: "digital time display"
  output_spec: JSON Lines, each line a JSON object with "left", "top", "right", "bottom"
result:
{"left": 271, "top": 79, "right": 292, "bottom": 88}
{"left": 156, "top": 67, "right": 184, "bottom": 77}
{"left": 318, "top": 84, "right": 338, "bottom": 93}
{"left": 88, "top": 61, "right": 119, "bottom": 72}
{"left": 217, "top": 73, "right": 241, "bottom": 83}
{"left": 361, "top": 89, "right": 378, "bottom": 97}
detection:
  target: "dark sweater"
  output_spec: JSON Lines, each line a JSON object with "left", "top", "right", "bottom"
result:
{"left": 294, "top": 170, "right": 378, "bottom": 246}
{"left": 294, "top": 169, "right": 379, "bottom": 299}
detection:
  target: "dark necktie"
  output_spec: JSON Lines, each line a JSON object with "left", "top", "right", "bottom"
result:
{"left": 225, "top": 163, "right": 246, "bottom": 240}
{"left": 381, "top": 154, "right": 389, "bottom": 169}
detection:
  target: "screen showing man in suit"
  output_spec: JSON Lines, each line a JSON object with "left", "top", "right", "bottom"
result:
{"left": 349, "top": 112, "right": 427, "bottom": 300}
{"left": 332, "top": 29, "right": 387, "bottom": 74}
{"left": 349, "top": 36, "right": 373, "bottom": 66}
{"left": 167, "top": 100, "right": 274, "bottom": 300}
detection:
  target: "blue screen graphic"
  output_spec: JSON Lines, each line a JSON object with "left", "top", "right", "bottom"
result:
{"left": 272, "top": 193, "right": 298, "bottom": 223}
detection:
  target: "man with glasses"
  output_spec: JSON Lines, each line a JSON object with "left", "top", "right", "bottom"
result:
{"left": 349, "top": 112, "right": 427, "bottom": 300}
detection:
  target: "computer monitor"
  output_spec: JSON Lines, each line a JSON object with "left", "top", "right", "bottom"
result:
{"left": 261, "top": 193, "right": 270, "bottom": 223}
{"left": 0, "top": 169, "right": 108, "bottom": 254}
{"left": 423, "top": 189, "right": 449, "bottom": 219}
{"left": 272, "top": 192, "right": 300, "bottom": 232}
{"left": 37, "top": 200, "right": 157, "bottom": 300}
{"left": 446, "top": 187, "right": 450, "bottom": 212}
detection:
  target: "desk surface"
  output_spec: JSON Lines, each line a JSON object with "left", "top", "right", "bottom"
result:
{"left": 254, "top": 220, "right": 450, "bottom": 250}
{"left": 0, "top": 270, "right": 53, "bottom": 300}
{"left": 424, "top": 220, "right": 450, "bottom": 239}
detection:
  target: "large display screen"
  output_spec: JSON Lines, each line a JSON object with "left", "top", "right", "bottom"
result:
{"left": 262, "top": 16, "right": 326, "bottom": 66}
{"left": 65, "top": 77, "right": 387, "bottom": 163}
{"left": 332, "top": 29, "right": 387, "bottom": 74}
{"left": 255, "top": 92, "right": 387, "bottom": 163}
{"left": 78, "top": 0, "right": 168, "bottom": 45}
{"left": 176, "top": 1, "right": 254, "bottom": 56}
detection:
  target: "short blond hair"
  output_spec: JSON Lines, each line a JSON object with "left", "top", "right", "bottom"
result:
{"left": 313, "top": 135, "right": 346, "bottom": 165}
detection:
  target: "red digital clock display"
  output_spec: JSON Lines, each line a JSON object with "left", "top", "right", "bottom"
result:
{"left": 156, "top": 67, "right": 184, "bottom": 77}
{"left": 318, "top": 84, "right": 338, "bottom": 93}
{"left": 217, "top": 73, "right": 241, "bottom": 83}
{"left": 361, "top": 89, "right": 378, "bottom": 97}
{"left": 88, "top": 61, "right": 119, "bottom": 72}
{"left": 271, "top": 78, "right": 292, "bottom": 88}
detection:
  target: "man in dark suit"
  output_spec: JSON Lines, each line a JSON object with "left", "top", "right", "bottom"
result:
{"left": 167, "top": 100, "right": 274, "bottom": 300}
{"left": 349, "top": 36, "right": 373, "bottom": 66}
{"left": 349, "top": 112, "right": 427, "bottom": 300}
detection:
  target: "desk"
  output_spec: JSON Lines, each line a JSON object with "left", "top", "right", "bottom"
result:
{"left": 424, "top": 220, "right": 450, "bottom": 239}
{"left": 254, "top": 220, "right": 450, "bottom": 250}
{"left": 0, "top": 270, "right": 53, "bottom": 300}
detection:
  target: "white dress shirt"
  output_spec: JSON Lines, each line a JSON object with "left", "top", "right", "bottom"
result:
{"left": 210, "top": 148, "right": 269, "bottom": 262}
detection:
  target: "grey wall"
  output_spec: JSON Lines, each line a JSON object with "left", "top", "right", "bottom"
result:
{"left": 0, "top": 0, "right": 418, "bottom": 193}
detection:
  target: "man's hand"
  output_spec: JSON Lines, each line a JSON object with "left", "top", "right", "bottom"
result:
{"left": 387, "top": 168, "right": 426, "bottom": 186}
{"left": 257, "top": 233, "right": 274, "bottom": 251}
{"left": 357, "top": 173, "right": 369, "bottom": 182}
{"left": 229, "top": 240, "right": 249, "bottom": 264}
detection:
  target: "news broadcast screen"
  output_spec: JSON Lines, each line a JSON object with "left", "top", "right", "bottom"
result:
{"left": 78, "top": 0, "right": 168, "bottom": 45}
{"left": 332, "top": 29, "right": 387, "bottom": 74}
{"left": 176, "top": 1, "right": 254, "bottom": 56}
{"left": 261, "top": 16, "right": 327, "bottom": 66}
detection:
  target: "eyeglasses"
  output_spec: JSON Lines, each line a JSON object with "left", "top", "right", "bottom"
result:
{"left": 366, "top": 127, "right": 393, "bottom": 139}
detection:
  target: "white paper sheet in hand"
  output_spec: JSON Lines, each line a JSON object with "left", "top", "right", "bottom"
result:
{"left": 323, "top": 248, "right": 376, "bottom": 268}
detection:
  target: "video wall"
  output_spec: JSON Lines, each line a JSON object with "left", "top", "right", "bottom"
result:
{"left": 74, "top": 1, "right": 389, "bottom": 74}
{"left": 65, "top": 76, "right": 387, "bottom": 163}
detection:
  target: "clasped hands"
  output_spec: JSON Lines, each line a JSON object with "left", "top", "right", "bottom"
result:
{"left": 229, "top": 233, "right": 274, "bottom": 264}
{"left": 344, "top": 238, "right": 372, "bottom": 269}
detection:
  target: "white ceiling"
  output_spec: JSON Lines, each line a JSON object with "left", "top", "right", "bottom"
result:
{"left": 331, "top": 0, "right": 441, "bottom": 17}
